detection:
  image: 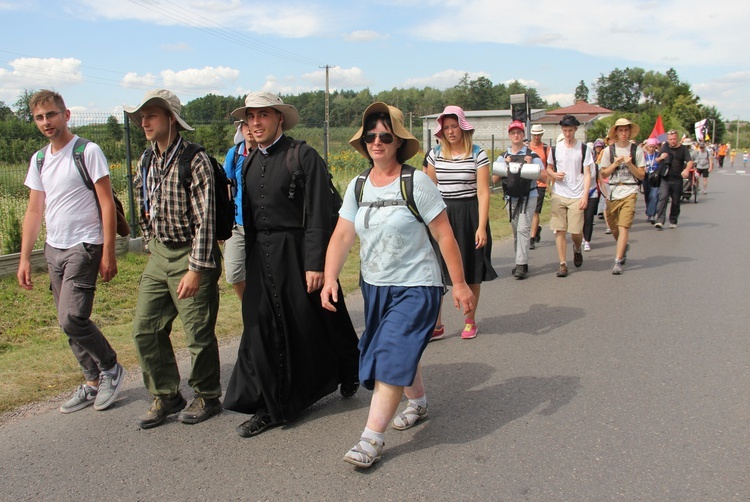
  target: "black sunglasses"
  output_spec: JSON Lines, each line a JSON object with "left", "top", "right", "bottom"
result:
{"left": 364, "top": 132, "right": 394, "bottom": 144}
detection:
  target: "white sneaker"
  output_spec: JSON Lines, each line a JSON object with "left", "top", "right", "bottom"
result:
{"left": 669, "top": 223, "right": 677, "bottom": 229}
{"left": 583, "top": 241, "right": 591, "bottom": 252}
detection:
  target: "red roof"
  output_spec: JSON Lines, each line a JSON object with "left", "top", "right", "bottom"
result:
{"left": 546, "top": 100, "right": 612, "bottom": 116}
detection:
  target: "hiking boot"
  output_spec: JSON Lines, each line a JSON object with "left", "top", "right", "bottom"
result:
{"left": 343, "top": 437, "right": 383, "bottom": 468}
{"left": 60, "top": 384, "right": 97, "bottom": 414}
{"left": 529, "top": 239, "right": 536, "bottom": 250}
{"left": 573, "top": 248, "right": 583, "bottom": 268}
{"left": 513, "top": 264, "right": 528, "bottom": 280}
{"left": 612, "top": 260, "right": 623, "bottom": 275}
{"left": 556, "top": 263, "right": 568, "bottom": 278}
{"left": 137, "top": 393, "right": 187, "bottom": 429}
{"left": 178, "top": 395, "right": 222, "bottom": 424}
{"left": 392, "top": 403, "right": 428, "bottom": 430}
{"left": 94, "top": 363, "right": 125, "bottom": 411}
{"left": 536, "top": 225, "right": 542, "bottom": 243}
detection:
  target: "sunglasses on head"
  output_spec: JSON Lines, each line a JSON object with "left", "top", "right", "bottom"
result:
{"left": 364, "top": 132, "right": 394, "bottom": 144}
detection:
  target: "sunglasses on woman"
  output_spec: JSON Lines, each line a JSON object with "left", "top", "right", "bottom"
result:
{"left": 364, "top": 132, "right": 394, "bottom": 144}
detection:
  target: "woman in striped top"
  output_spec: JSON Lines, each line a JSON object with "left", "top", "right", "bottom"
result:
{"left": 424, "top": 106, "right": 497, "bottom": 340}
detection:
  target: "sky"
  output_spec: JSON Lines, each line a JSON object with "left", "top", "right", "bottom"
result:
{"left": 1, "top": 0, "right": 748, "bottom": 126}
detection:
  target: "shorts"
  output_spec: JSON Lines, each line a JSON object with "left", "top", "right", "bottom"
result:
{"left": 605, "top": 193, "right": 637, "bottom": 229}
{"left": 696, "top": 168, "right": 709, "bottom": 178}
{"left": 534, "top": 186, "right": 546, "bottom": 213}
{"left": 549, "top": 193, "right": 584, "bottom": 234}
{"left": 224, "top": 224, "right": 245, "bottom": 284}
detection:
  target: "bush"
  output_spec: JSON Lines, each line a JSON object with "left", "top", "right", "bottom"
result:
{"left": 1, "top": 204, "right": 22, "bottom": 254}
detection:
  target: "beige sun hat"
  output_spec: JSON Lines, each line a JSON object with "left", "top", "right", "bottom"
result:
{"left": 124, "top": 89, "right": 193, "bottom": 131}
{"left": 230, "top": 91, "right": 298, "bottom": 131}
{"left": 530, "top": 124, "right": 545, "bottom": 134}
{"left": 349, "top": 102, "right": 421, "bottom": 162}
{"left": 607, "top": 117, "right": 641, "bottom": 141}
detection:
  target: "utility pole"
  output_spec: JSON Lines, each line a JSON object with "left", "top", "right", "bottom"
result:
{"left": 320, "top": 64, "right": 335, "bottom": 164}
{"left": 736, "top": 115, "right": 741, "bottom": 149}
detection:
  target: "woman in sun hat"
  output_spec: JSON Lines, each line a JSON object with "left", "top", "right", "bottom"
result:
{"left": 321, "top": 102, "right": 474, "bottom": 469}
{"left": 423, "top": 105, "right": 496, "bottom": 341}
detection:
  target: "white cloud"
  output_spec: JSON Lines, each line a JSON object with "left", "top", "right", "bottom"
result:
{"left": 412, "top": 0, "right": 749, "bottom": 67}
{"left": 0, "top": 57, "right": 84, "bottom": 104}
{"left": 402, "top": 70, "right": 490, "bottom": 90}
{"left": 543, "top": 93, "right": 575, "bottom": 107}
{"left": 505, "top": 78, "right": 541, "bottom": 88}
{"left": 122, "top": 72, "right": 157, "bottom": 88}
{"left": 343, "top": 30, "right": 387, "bottom": 42}
{"left": 77, "top": 0, "right": 333, "bottom": 38}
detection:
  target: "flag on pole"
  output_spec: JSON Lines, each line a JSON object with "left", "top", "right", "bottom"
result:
{"left": 695, "top": 119, "right": 707, "bottom": 142}
{"left": 649, "top": 115, "right": 666, "bottom": 143}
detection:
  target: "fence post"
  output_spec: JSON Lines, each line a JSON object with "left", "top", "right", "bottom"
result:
{"left": 124, "top": 112, "right": 136, "bottom": 233}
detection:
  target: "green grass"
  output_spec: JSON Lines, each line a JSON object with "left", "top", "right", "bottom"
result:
{"left": 0, "top": 157, "right": 546, "bottom": 416}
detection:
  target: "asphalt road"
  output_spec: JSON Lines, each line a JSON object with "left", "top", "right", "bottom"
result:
{"left": 1, "top": 167, "right": 748, "bottom": 501}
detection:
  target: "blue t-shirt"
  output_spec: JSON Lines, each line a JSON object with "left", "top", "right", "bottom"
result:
{"left": 224, "top": 142, "right": 248, "bottom": 226}
{"left": 340, "top": 168, "right": 446, "bottom": 287}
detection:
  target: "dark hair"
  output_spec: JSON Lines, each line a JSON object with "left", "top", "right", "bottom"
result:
{"left": 359, "top": 112, "right": 408, "bottom": 165}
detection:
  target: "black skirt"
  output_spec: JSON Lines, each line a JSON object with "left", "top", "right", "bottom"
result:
{"left": 438, "top": 197, "right": 498, "bottom": 286}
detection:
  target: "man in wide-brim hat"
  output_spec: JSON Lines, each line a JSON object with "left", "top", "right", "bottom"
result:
{"left": 224, "top": 91, "right": 360, "bottom": 439}
{"left": 599, "top": 117, "right": 645, "bottom": 275}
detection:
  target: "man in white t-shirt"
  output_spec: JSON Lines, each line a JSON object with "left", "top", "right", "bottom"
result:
{"left": 598, "top": 118, "right": 645, "bottom": 274}
{"left": 546, "top": 115, "right": 593, "bottom": 277}
{"left": 17, "top": 90, "right": 125, "bottom": 414}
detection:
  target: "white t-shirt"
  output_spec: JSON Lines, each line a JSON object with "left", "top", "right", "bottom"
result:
{"left": 549, "top": 140, "right": 594, "bottom": 199}
{"left": 339, "top": 168, "right": 446, "bottom": 287}
{"left": 24, "top": 136, "right": 110, "bottom": 248}
{"left": 599, "top": 144, "right": 646, "bottom": 200}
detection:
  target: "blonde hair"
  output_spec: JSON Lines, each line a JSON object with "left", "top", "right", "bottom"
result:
{"left": 30, "top": 89, "right": 66, "bottom": 112}
{"left": 439, "top": 127, "right": 474, "bottom": 159}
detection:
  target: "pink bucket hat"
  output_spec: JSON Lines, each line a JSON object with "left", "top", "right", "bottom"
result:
{"left": 434, "top": 105, "right": 475, "bottom": 138}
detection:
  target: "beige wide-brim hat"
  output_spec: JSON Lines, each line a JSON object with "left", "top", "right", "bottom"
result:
{"left": 230, "top": 91, "right": 298, "bottom": 131}
{"left": 348, "top": 102, "right": 421, "bottom": 161}
{"left": 608, "top": 117, "right": 641, "bottom": 141}
{"left": 124, "top": 89, "right": 193, "bottom": 131}
{"left": 530, "top": 124, "right": 545, "bottom": 134}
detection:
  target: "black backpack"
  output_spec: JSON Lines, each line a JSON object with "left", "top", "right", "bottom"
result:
{"left": 36, "top": 137, "right": 130, "bottom": 237}
{"left": 354, "top": 164, "right": 422, "bottom": 229}
{"left": 141, "top": 141, "right": 235, "bottom": 241}
{"left": 242, "top": 138, "right": 342, "bottom": 228}
{"left": 500, "top": 150, "right": 540, "bottom": 221}
{"left": 550, "top": 141, "right": 589, "bottom": 173}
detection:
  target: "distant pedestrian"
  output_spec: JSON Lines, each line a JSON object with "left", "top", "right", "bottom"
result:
{"left": 598, "top": 118, "right": 645, "bottom": 274}
{"left": 528, "top": 124, "right": 550, "bottom": 249}
{"left": 222, "top": 120, "right": 256, "bottom": 301}
{"left": 546, "top": 115, "right": 593, "bottom": 277}
{"left": 424, "top": 105, "right": 496, "bottom": 339}
{"left": 18, "top": 89, "right": 125, "bottom": 414}
{"left": 654, "top": 130, "right": 694, "bottom": 229}
{"left": 642, "top": 138, "right": 660, "bottom": 223}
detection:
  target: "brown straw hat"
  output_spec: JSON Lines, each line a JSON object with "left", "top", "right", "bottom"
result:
{"left": 349, "top": 102, "right": 421, "bottom": 161}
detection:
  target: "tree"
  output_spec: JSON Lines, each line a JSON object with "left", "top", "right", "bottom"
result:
{"left": 0, "top": 100, "right": 13, "bottom": 121}
{"left": 14, "top": 89, "right": 37, "bottom": 122}
{"left": 106, "top": 115, "right": 123, "bottom": 141}
{"left": 593, "top": 68, "right": 641, "bottom": 112}
{"left": 574, "top": 80, "right": 589, "bottom": 102}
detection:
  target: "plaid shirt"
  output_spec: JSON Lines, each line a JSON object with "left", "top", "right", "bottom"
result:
{"left": 134, "top": 136, "right": 216, "bottom": 271}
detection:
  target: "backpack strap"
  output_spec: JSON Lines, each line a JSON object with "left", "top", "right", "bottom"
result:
{"left": 284, "top": 139, "right": 305, "bottom": 200}
{"left": 356, "top": 165, "right": 423, "bottom": 229}
{"left": 550, "top": 145, "right": 557, "bottom": 172}
{"left": 581, "top": 142, "right": 587, "bottom": 174}
{"left": 178, "top": 141, "right": 205, "bottom": 195}
{"left": 232, "top": 141, "right": 244, "bottom": 172}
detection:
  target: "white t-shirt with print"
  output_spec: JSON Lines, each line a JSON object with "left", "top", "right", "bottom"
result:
{"left": 340, "top": 168, "right": 446, "bottom": 287}
{"left": 24, "top": 135, "right": 109, "bottom": 248}
{"left": 549, "top": 140, "right": 594, "bottom": 199}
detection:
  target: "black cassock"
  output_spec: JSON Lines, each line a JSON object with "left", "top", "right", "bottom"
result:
{"left": 223, "top": 135, "right": 359, "bottom": 424}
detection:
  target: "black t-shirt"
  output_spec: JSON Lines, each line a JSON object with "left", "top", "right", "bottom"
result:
{"left": 659, "top": 144, "right": 692, "bottom": 181}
